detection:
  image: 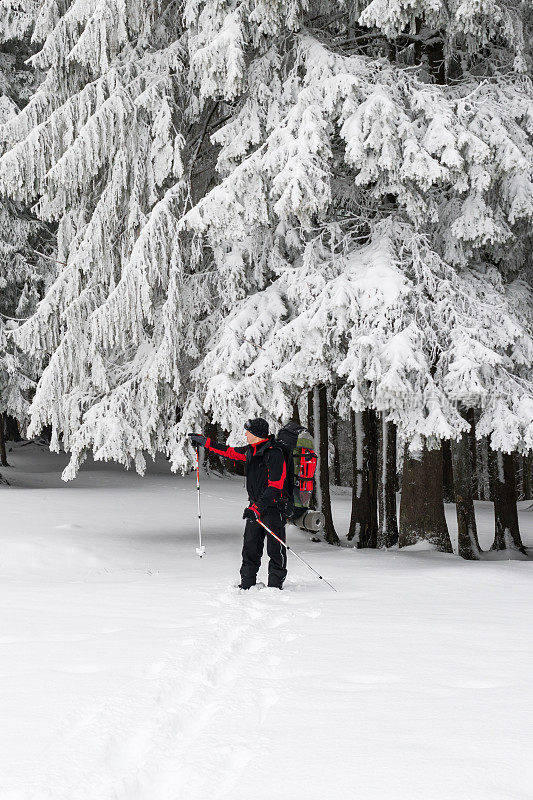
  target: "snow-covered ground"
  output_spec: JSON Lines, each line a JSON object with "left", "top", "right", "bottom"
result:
{"left": 1, "top": 442, "right": 532, "bottom": 800}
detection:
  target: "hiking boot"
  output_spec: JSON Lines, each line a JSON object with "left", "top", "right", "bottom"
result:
{"left": 238, "top": 582, "right": 265, "bottom": 590}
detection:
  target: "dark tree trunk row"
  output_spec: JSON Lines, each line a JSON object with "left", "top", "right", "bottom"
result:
{"left": 451, "top": 416, "right": 533, "bottom": 503}
{"left": 303, "top": 388, "right": 528, "bottom": 559}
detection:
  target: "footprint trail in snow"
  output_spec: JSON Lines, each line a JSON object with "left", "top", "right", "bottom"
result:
{"left": 27, "top": 582, "right": 318, "bottom": 800}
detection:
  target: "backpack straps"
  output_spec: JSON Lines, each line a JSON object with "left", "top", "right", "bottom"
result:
{"left": 255, "top": 444, "right": 287, "bottom": 514}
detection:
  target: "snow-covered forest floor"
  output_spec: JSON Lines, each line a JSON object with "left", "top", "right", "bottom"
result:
{"left": 2, "top": 442, "right": 532, "bottom": 800}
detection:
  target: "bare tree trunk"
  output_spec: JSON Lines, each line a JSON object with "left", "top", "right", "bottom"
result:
{"left": 348, "top": 410, "right": 364, "bottom": 544}
{"left": 332, "top": 415, "right": 341, "bottom": 486}
{"left": 348, "top": 409, "right": 378, "bottom": 546}
{"left": 307, "top": 390, "right": 314, "bottom": 436}
{"left": 515, "top": 454, "right": 524, "bottom": 501}
{"left": 0, "top": 413, "right": 9, "bottom": 468}
{"left": 291, "top": 399, "right": 301, "bottom": 425}
{"left": 362, "top": 409, "right": 378, "bottom": 548}
{"left": 524, "top": 453, "right": 532, "bottom": 501}
{"left": 441, "top": 440, "right": 454, "bottom": 502}
{"left": 307, "top": 389, "right": 317, "bottom": 508}
{"left": 490, "top": 450, "right": 526, "bottom": 554}
{"left": 377, "top": 416, "right": 398, "bottom": 548}
{"left": 451, "top": 431, "right": 482, "bottom": 559}
{"left": 330, "top": 384, "right": 341, "bottom": 486}
{"left": 314, "top": 384, "right": 339, "bottom": 545}
{"left": 467, "top": 409, "right": 479, "bottom": 500}
{"left": 0, "top": 412, "right": 8, "bottom": 485}
{"left": 477, "top": 436, "right": 491, "bottom": 500}
{"left": 399, "top": 444, "right": 453, "bottom": 552}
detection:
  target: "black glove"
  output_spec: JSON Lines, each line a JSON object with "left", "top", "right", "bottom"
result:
{"left": 243, "top": 503, "right": 261, "bottom": 522}
{"left": 188, "top": 433, "right": 208, "bottom": 448}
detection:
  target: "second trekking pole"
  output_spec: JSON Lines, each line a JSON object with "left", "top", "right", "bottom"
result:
{"left": 195, "top": 447, "right": 205, "bottom": 557}
{"left": 256, "top": 519, "right": 337, "bottom": 592}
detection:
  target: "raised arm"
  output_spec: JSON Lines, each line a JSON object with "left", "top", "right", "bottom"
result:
{"left": 188, "top": 433, "right": 247, "bottom": 462}
{"left": 205, "top": 438, "right": 247, "bottom": 462}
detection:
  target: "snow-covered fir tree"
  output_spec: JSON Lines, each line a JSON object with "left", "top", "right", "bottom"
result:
{"left": 0, "top": 0, "right": 198, "bottom": 476}
{"left": 176, "top": 0, "right": 533, "bottom": 469}
{"left": 0, "top": 0, "right": 51, "bottom": 429}
{"left": 0, "top": 199, "right": 50, "bottom": 426}
{"left": 1, "top": 0, "right": 533, "bottom": 481}
{"left": 185, "top": 222, "right": 533, "bottom": 453}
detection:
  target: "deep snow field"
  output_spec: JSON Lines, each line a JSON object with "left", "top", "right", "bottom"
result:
{"left": 1, "top": 442, "right": 533, "bottom": 800}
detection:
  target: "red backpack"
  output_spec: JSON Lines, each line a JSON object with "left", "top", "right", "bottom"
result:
{"left": 276, "top": 422, "right": 318, "bottom": 519}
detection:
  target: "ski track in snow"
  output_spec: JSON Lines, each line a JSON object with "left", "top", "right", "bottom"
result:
{"left": 23, "top": 583, "right": 311, "bottom": 800}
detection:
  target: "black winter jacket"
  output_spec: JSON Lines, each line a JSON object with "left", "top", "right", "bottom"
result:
{"left": 205, "top": 434, "right": 287, "bottom": 515}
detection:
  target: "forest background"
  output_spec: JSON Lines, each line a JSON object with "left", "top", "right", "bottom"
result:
{"left": 2, "top": 0, "right": 533, "bottom": 560}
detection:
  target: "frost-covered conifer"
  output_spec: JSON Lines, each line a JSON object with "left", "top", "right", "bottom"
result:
{"left": 0, "top": 2, "right": 50, "bottom": 427}
{"left": 183, "top": 222, "right": 533, "bottom": 455}
{"left": 2, "top": 0, "right": 533, "bottom": 478}
{"left": 0, "top": 200, "right": 50, "bottom": 424}
{"left": 0, "top": 0, "right": 199, "bottom": 476}
{"left": 175, "top": 2, "right": 533, "bottom": 469}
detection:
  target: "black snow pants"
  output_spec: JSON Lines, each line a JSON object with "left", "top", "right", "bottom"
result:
{"left": 240, "top": 509, "right": 287, "bottom": 589}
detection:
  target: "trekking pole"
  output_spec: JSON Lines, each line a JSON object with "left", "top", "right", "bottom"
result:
{"left": 257, "top": 519, "right": 337, "bottom": 592}
{"left": 195, "top": 447, "right": 205, "bottom": 557}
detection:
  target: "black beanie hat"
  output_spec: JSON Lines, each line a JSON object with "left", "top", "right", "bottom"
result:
{"left": 244, "top": 417, "right": 269, "bottom": 438}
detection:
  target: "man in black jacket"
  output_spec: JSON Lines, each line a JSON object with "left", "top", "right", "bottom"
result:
{"left": 189, "top": 418, "right": 287, "bottom": 590}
